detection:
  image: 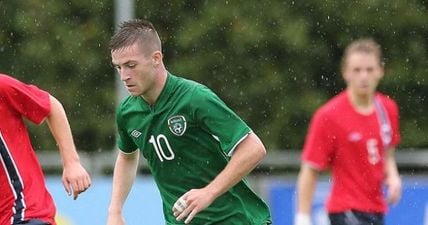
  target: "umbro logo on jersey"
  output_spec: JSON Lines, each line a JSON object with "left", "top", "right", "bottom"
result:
{"left": 168, "top": 115, "right": 187, "bottom": 136}
{"left": 131, "top": 130, "right": 142, "bottom": 138}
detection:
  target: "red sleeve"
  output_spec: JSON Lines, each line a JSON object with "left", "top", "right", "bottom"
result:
{"left": 302, "top": 108, "right": 336, "bottom": 170}
{"left": 0, "top": 75, "right": 51, "bottom": 124}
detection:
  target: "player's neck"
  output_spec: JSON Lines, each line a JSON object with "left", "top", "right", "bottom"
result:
{"left": 346, "top": 89, "right": 375, "bottom": 115}
{"left": 141, "top": 69, "right": 168, "bottom": 106}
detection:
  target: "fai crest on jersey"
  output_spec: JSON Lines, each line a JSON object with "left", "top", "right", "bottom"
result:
{"left": 168, "top": 115, "right": 187, "bottom": 136}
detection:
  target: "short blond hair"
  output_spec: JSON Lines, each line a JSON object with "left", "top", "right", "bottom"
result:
{"left": 341, "top": 38, "right": 384, "bottom": 71}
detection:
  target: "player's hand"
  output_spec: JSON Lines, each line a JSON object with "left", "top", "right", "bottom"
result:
{"left": 386, "top": 174, "right": 402, "bottom": 205}
{"left": 294, "top": 213, "right": 312, "bottom": 225}
{"left": 62, "top": 161, "right": 91, "bottom": 200}
{"left": 107, "top": 212, "right": 125, "bottom": 225}
{"left": 172, "top": 188, "right": 215, "bottom": 224}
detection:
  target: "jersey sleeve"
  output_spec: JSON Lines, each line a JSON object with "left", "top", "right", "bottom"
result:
{"left": 116, "top": 106, "right": 138, "bottom": 153}
{"left": 0, "top": 75, "right": 50, "bottom": 124}
{"left": 191, "top": 85, "right": 251, "bottom": 156}
{"left": 302, "top": 109, "right": 336, "bottom": 170}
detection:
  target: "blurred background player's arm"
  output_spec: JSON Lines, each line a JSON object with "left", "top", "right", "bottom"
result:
{"left": 295, "top": 163, "right": 319, "bottom": 225}
{"left": 384, "top": 147, "right": 401, "bottom": 204}
{"left": 107, "top": 150, "right": 140, "bottom": 225}
{"left": 46, "top": 95, "right": 91, "bottom": 200}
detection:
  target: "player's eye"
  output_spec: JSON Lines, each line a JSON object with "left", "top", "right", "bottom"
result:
{"left": 127, "top": 63, "right": 136, "bottom": 68}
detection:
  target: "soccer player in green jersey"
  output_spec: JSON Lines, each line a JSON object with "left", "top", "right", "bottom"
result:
{"left": 106, "top": 19, "right": 272, "bottom": 225}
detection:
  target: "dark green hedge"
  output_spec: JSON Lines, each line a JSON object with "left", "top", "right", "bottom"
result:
{"left": 1, "top": 0, "right": 426, "bottom": 151}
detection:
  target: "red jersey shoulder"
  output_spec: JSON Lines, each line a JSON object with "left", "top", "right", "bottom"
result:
{"left": 0, "top": 74, "right": 35, "bottom": 96}
{"left": 0, "top": 74, "right": 51, "bottom": 124}
{"left": 312, "top": 92, "right": 348, "bottom": 121}
{"left": 0, "top": 74, "right": 17, "bottom": 93}
{"left": 0, "top": 74, "right": 22, "bottom": 104}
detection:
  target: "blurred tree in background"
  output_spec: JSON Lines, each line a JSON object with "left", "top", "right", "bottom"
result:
{"left": 0, "top": 0, "right": 427, "bottom": 152}
{"left": 0, "top": 0, "right": 116, "bottom": 151}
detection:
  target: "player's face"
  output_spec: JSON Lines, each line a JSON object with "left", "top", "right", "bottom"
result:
{"left": 111, "top": 42, "right": 156, "bottom": 97}
{"left": 342, "top": 52, "right": 384, "bottom": 97}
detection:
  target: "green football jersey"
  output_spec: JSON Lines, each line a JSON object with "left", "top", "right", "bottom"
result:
{"left": 116, "top": 73, "right": 272, "bottom": 225}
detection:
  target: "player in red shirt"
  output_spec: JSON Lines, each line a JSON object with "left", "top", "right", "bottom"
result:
{"left": 0, "top": 74, "right": 91, "bottom": 225}
{"left": 295, "top": 39, "right": 401, "bottom": 225}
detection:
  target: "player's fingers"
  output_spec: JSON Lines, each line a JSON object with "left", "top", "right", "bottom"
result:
{"left": 388, "top": 193, "right": 397, "bottom": 204}
{"left": 179, "top": 197, "right": 187, "bottom": 208}
{"left": 71, "top": 179, "right": 83, "bottom": 200}
{"left": 173, "top": 202, "right": 184, "bottom": 215}
{"left": 184, "top": 208, "right": 198, "bottom": 224}
{"left": 388, "top": 185, "right": 400, "bottom": 204}
{"left": 62, "top": 178, "right": 71, "bottom": 196}
{"left": 175, "top": 198, "right": 190, "bottom": 220}
{"left": 80, "top": 175, "right": 90, "bottom": 191}
{"left": 76, "top": 178, "right": 88, "bottom": 199}
{"left": 176, "top": 205, "right": 192, "bottom": 221}
{"left": 172, "top": 199, "right": 180, "bottom": 212}
{"left": 392, "top": 187, "right": 401, "bottom": 203}
{"left": 85, "top": 174, "right": 92, "bottom": 189}
{"left": 173, "top": 197, "right": 186, "bottom": 214}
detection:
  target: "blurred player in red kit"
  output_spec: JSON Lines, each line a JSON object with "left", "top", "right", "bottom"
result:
{"left": 0, "top": 74, "right": 91, "bottom": 225}
{"left": 295, "top": 38, "right": 401, "bottom": 225}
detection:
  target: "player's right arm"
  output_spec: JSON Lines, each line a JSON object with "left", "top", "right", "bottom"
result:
{"left": 295, "top": 163, "right": 319, "bottom": 225}
{"left": 46, "top": 95, "right": 91, "bottom": 200}
{"left": 295, "top": 107, "right": 333, "bottom": 225}
{"left": 107, "top": 150, "right": 140, "bottom": 225}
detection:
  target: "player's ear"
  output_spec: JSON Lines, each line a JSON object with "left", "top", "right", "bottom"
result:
{"left": 152, "top": 51, "right": 162, "bottom": 66}
{"left": 341, "top": 67, "right": 349, "bottom": 83}
{"left": 378, "top": 64, "right": 385, "bottom": 79}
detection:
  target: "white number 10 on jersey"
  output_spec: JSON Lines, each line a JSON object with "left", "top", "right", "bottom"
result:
{"left": 149, "top": 134, "right": 175, "bottom": 162}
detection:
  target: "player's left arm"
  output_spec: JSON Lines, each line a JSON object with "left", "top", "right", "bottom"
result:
{"left": 173, "top": 132, "right": 266, "bottom": 224}
{"left": 45, "top": 95, "right": 91, "bottom": 200}
{"left": 384, "top": 147, "right": 401, "bottom": 204}
{"left": 204, "top": 132, "right": 266, "bottom": 199}
{"left": 384, "top": 98, "right": 401, "bottom": 204}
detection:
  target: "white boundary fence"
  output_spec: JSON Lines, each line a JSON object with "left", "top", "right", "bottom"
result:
{"left": 37, "top": 149, "right": 428, "bottom": 176}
